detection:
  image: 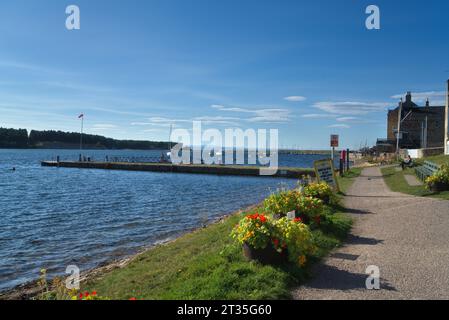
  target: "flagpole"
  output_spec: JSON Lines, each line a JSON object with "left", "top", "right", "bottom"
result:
{"left": 80, "top": 115, "right": 83, "bottom": 152}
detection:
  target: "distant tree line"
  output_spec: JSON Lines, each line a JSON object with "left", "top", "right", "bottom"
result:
{"left": 0, "top": 128, "right": 168, "bottom": 150}
{"left": 0, "top": 128, "right": 29, "bottom": 148}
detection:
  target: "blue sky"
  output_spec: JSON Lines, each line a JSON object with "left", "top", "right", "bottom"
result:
{"left": 1, "top": 0, "right": 448, "bottom": 149}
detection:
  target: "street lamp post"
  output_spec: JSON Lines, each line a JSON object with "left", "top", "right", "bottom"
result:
{"left": 445, "top": 80, "right": 449, "bottom": 155}
{"left": 396, "top": 99, "right": 403, "bottom": 159}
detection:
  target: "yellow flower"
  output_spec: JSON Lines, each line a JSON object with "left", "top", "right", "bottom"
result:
{"left": 298, "top": 255, "right": 307, "bottom": 267}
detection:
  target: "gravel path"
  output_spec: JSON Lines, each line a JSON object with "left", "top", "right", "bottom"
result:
{"left": 293, "top": 166, "right": 449, "bottom": 300}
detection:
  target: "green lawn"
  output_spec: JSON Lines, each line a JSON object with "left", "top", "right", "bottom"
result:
{"left": 423, "top": 154, "right": 449, "bottom": 166}
{"left": 381, "top": 166, "right": 449, "bottom": 200}
{"left": 338, "top": 167, "right": 363, "bottom": 194}
{"left": 81, "top": 172, "right": 361, "bottom": 300}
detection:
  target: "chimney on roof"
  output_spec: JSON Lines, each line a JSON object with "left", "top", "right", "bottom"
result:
{"left": 406, "top": 91, "right": 412, "bottom": 104}
{"left": 426, "top": 98, "right": 430, "bottom": 107}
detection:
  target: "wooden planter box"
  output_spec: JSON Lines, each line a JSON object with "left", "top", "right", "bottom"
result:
{"left": 242, "top": 243, "right": 288, "bottom": 265}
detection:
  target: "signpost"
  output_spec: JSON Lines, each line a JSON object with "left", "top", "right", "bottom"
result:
{"left": 330, "top": 134, "right": 339, "bottom": 160}
{"left": 314, "top": 159, "right": 340, "bottom": 192}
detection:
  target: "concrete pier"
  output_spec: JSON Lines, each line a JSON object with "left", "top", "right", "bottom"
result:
{"left": 41, "top": 161, "right": 314, "bottom": 179}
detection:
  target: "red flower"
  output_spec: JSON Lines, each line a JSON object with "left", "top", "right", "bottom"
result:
{"left": 272, "top": 238, "right": 279, "bottom": 247}
{"left": 247, "top": 213, "right": 267, "bottom": 223}
{"left": 91, "top": 291, "right": 97, "bottom": 296}
{"left": 79, "top": 293, "right": 83, "bottom": 299}
{"left": 294, "top": 217, "right": 302, "bottom": 223}
{"left": 84, "top": 292, "right": 90, "bottom": 297}
{"left": 129, "top": 297, "right": 137, "bottom": 301}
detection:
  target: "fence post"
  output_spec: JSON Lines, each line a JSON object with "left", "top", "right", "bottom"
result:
{"left": 346, "top": 148, "right": 350, "bottom": 171}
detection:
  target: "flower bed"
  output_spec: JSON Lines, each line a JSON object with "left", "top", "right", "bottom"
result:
{"left": 425, "top": 164, "right": 449, "bottom": 192}
{"left": 263, "top": 190, "right": 300, "bottom": 217}
{"left": 233, "top": 180, "right": 341, "bottom": 267}
{"left": 231, "top": 213, "right": 314, "bottom": 266}
{"left": 295, "top": 196, "right": 323, "bottom": 226}
{"left": 303, "top": 182, "right": 335, "bottom": 205}
{"left": 263, "top": 189, "right": 324, "bottom": 225}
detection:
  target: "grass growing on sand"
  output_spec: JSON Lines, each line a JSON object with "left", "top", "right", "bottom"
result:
{"left": 81, "top": 171, "right": 361, "bottom": 300}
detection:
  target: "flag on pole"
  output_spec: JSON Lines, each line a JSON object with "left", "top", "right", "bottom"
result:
{"left": 78, "top": 113, "right": 84, "bottom": 119}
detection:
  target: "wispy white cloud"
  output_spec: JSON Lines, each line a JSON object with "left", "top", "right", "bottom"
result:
{"left": 301, "top": 114, "right": 336, "bottom": 119}
{"left": 335, "top": 116, "right": 380, "bottom": 124}
{"left": 391, "top": 91, "right": 446, "bottom": 100}
{"left": 193, "top": 116, "right": 240, "bottom": 125}
{"left": 142, "top": 128, "right": 164, "bottom": 133}
{"left": 131, "top": 115, "right": 241, "bottom": 128}
{"left": 91, "top": 124, "right": 118, "bottom": 130}
{"left": 313, "top": 101, "right": 390, "bottom": 115}
{"left": 328, "top": 124, "right": 350, "bottom": 129}
{"left": 284, "top": 96, "right": 306, "bottom": 102}
{"left": 147, "top": 117, "right": 191, "bottom": 124}
{"left": 40, "top": 81, "right": 113, "bottom": 93}
{"left": 93, "top": 107, "right": 158, "bottom": 118}
{"left": 0, "top": 60, "right": 66, "bottom": 75}
{"left": 336, "top": 116, "right": 358, "bottom": 122}
{"left": 391, "top": 91, "right": 446, "bottom": 105}
{"left": 211, "top": 104, "right": 292, "bottom": 123}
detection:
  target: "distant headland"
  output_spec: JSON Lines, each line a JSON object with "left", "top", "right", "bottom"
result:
{"left": 0, "top": 127, "right": 169, "bottom": 150}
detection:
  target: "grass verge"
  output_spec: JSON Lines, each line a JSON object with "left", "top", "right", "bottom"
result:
{"left": 338, "top": 167, "right": 362, "bottom": 194}
{"left": 421, "top": 154, "right": 449, "bottom": 166}
{"left": 81, "top": 172, "right": 361, "bottom": 300}
{"left": 381, "top": 166, "right": 449, "bottom": 200}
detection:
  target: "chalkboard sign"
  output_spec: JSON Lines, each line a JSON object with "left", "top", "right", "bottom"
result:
{"left": 313, "top": 159, "right": 340, "bottom": 192}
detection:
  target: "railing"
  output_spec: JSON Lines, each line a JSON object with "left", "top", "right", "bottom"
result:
{"left": 107, "top": 156, "right": 161, "bottom": 163}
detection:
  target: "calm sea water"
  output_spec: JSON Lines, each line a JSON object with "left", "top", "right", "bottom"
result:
{"left": 0, "top": 149, "right": 330, "bottom": 292}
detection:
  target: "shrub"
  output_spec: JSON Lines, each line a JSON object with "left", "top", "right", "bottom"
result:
{"left": 295, "top": 195, "right": 323, "bottom": 220}
{"left": 231, "top": 213, "right": 315, "bottom": 267}
{"left": 263, "top": 190, "right": 325, "bottom": 226}
{"left": 272, "top": 217, "right": 315, "bottom": 265}
{"left": 231, "top": 213, "right": 273, "bottom": 250}
{"left": 425, "top": 164, "right": 449, "bottom": 189}
{"left": 303, "top": 182, "right": 333, "bottom": 202}
{"left": 263, "top": 190, "right": 300, "bottom": 215}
